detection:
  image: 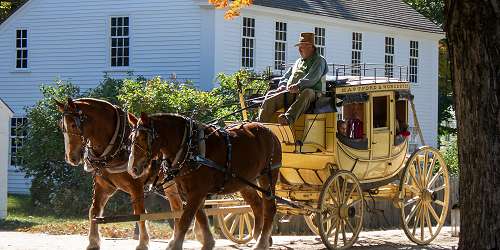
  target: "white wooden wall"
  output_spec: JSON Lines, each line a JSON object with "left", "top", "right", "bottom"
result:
{"left": 0, "top": 100, "right": 13, "bottom": 218}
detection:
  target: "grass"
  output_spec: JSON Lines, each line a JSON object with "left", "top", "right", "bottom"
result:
{"left": 0, "top": 194, "right": 173, "bottom": 239}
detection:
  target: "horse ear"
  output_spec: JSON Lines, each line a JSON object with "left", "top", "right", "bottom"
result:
{"left": 54, "top": 99, "right": 65, "bottom": 113}
{"left": 140, "top": 112, "right": 149, "bottom": 126}
{"left": 67, "top": 97, "right": 77, "bottom": 110}
{"left": 128, "top": 112, "right": 138, "bottom": 126}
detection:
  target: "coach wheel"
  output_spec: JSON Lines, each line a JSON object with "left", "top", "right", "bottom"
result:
{"left": 217, "top": 210, "right": 255, "bottom": 244}
{"left": 303, "top": 213, "right": 321, "bottom": 235}
{"left": 399, "top": 146, "right": 450, "bottom": 245}
{"left": 318, "top": 170, "right": 364, "bottom": 250}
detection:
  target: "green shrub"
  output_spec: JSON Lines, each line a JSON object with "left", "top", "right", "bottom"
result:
{"left": 442, "top": 138, "right": 459, "bottom": 176}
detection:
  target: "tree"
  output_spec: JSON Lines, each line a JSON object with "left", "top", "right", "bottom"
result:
{"left": 444, "top": 1, "right": 500, "bottom": 249}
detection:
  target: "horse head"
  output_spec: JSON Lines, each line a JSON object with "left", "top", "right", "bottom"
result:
{"left": 127, "top": 112, "right": 156, "bottom": 178}
{"left": 55, "top": 97, "right": 87, "bottom": 166}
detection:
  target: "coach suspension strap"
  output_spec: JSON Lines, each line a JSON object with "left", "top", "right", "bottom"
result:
{"left": 409, "top": 99, "right": 426, "bottom": 146}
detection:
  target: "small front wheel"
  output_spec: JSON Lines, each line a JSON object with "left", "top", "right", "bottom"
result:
{"left": 318, "top": 170, "right": 364, "bottom": 250}
{"left": 217, "top": 209, "right": 255, "bottom": 244}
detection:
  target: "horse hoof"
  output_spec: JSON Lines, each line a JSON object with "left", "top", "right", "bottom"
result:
{"left": 86, "top": 246, "right": 100, "bottom": 250}
{"left": 201, "top": 240, "right": 215, "bottom": 250}
{"left": 136, "top": 245, "right": 149, "bottom": 250}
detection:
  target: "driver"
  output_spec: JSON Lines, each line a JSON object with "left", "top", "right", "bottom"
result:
{"left": 258, "top": 32, "right": 328, "bottom": 125}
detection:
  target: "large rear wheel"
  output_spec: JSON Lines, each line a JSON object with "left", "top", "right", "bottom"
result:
{"left": 399, "top": 146, "right": 450, "bottom": 245}
{"left": 318, "top": 170, "right": 364, "bottom": 250}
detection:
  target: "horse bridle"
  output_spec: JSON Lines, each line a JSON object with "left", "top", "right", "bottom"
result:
{"left": 60, "top": 108, "right": 87, "bottom": 138}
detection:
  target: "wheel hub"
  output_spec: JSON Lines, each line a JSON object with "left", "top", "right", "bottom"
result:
{"left": 421, "top": 189, "right": 433, "bottom": 202}
{"left": 339, "top": 204, "right": 350, "bottom": 219}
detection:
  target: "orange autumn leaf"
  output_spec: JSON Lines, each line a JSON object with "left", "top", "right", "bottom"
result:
{"left": 208, "top": 0, "right": 254, "bottom": 19}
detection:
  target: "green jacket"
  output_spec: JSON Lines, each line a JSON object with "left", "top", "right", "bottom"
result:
{"left": 279, "top": 52, "right": 328, "bottom": 92}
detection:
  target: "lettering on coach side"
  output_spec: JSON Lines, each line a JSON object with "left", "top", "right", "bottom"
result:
{"left": 336, "top": 83, "right": 410, "bottom": 94}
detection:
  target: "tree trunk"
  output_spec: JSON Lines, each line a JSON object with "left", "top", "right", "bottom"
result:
{"left": 444, "top": 1, "right": 500, "bottom": 249}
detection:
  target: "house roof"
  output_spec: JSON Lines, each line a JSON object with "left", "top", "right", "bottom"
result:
{"left": 253, "top": 0, "right": 442, "bottom": 34}
{"left": 0, "top": 98, "right": 14, "bottom": 115}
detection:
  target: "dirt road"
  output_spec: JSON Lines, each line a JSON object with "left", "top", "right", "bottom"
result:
{"left": 0, "top": 227, "right": 458, "bottom": 249}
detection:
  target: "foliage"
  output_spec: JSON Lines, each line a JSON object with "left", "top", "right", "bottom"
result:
{"left": 0, "top": 0, "right": 26, "bottom": 23}
{"left": 118, "top": 77, "right": 223, "bottom": 122}
{"left": 208, "top": 0, "right": 253, "bottom": 19}
{"left": 403, "top": 0, "right": 444, "bottom": 26}
{"left": 211, "top": 69, "right": 269, "bottom": 122}
{"left": 87, "top": 76, "right": 124, "bottom": 105}
{"left": 437, "top": 41, "right": 456, "bottom": 138}
{"left": 441, "top": 138, "right": 459, "bottom": 176}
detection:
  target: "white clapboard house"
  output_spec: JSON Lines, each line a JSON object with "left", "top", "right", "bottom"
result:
{"left": 0, "top": 0, "right": 443, "bottom": 194}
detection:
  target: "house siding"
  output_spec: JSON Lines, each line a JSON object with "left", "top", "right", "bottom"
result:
{"left": 0, "top": 0, "right": 204, "bottom": 115}
{"left": 215, "top": 7, "right": 441, "bottom": 147}
{"left": 0, "top": 0, "right": 205, "bottom": 194}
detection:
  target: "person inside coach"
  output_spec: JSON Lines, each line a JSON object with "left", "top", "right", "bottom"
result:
{"left": 258, "top": 32, "right": 328, "bottom": 125}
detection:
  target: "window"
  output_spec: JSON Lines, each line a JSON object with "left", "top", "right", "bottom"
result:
{"left": 241, "top": 17, "right": 255, "bottom": 68}
{"left": 409, "top": 40, "right": 419, "bottom": 83}
{"left": 16, "top": 29, "right": 28, "bottom": 68}
{"left": 351, "top": 32, "right": 362, "bottom": 76}
{"left": 274, "top": 21, "right": 287, "bottom": 70}
{"left": 373, "top": 96, "right": 388, "bottom": 128}
{"left": 10, "top": 117, "right": 27, "bottom": 166}
{"left": 385, "top": 37, "right": 394, "bottom": 78}
{"left": 314, "top": 27, "right": 325, "bottom": 56}
{"left": 110, "top": 17, "right": 129, "bottom": 67}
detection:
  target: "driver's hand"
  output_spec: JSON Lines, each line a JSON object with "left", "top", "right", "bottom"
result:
{"left": 288, "top": 84, "right": 300, "bottom": 94}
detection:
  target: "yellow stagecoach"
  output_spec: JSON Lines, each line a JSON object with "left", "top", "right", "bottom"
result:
{"left": 218, "top": 64, "right": 450, "bottom": 249}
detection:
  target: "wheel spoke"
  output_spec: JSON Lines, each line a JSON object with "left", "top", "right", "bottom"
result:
{"left": 333, "top": 219, "right": 340, "bottom": 248}
{"left": 409, "top": 164, "right": 422, "bottom": 189}
{"left": 405, "top": 184, "right": 421, "bottom": 194}
{"left": 412, "top": 202, "right": 422, "bottom": 235}
{"left": 244, "top": 214, "right": 252, "bottom": 236}
{"left": 229, "top": 215, "right": 239, "bottom": 234}
{"left": 420, "top": 202, "right": 426, "bottom": 241}
{"left": 224, "top": 213, "right": 235, "bottom": 223}
{"left": 239, "top": 214, "right": 244, "bottom": 239}
{"left": 328, "top": 189, "right": 339, "bottom": 206}
{"left": 335, "top": 177, "right": 342, "bottom": 201}
{"left": 427, "top": 167, "right": 443, "bottom": 188}
{"left": 428, "top": 203, "right": 441, "bottom": 222}
{"left": 423, "top": 153, "right": 429, "bottom": 186}
{"left": 326, "top": 216, "right": 337, "bottom": 237}
{"left": 433, "top": 200, "right": 445, "bottom": 207}
{"left": 405, "top": 201, "right": 420, "bottom": 224}
{"left": 341, "top": 220, "right": 347, "bottom": 245}
{"left": 426, "top": 154, "right": 435, "bottom": 185}
{"left": 349, "top": 198, "right": 362, "bottom": 207}
{"left": 345, "top": 185, "right": 356, "bottom": 203}
{"left": 346, "top": 218, "right": 355, "bottom": 233}
{"left": 341, "top": 177, "right": 348, "bottom": 203}
{"left": 424, "top": 203, "right": 434, "bottom": 236}
{"left": 432, "top": 184, "right": 446, "bottom": 193}
{"left": 405, "top": 196, "right": 421, "bottom": 207}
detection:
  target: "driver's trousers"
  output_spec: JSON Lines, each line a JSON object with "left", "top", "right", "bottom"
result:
{"left": 258, "top": 88, "right": 317, "bottom": 124}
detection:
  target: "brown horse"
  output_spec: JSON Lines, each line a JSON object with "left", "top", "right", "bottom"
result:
{"left": 127, "top": 112, "right": 281, "bottom": 250}
{"left": 55, "top": 98, "right": 191, "bottom": 250}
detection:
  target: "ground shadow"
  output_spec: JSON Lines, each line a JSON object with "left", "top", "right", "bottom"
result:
{"left": 0, "top": 219, "right": 39, "bottom": 231}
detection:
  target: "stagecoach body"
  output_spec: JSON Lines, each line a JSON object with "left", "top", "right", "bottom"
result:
{"left": 257, "top": 69, "right": 450, "bottom": 249}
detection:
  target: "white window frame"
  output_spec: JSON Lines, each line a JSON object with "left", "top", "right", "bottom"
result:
{"left": 274, "top": 21, "right": 287, "bottom": 70}
{"left": 409, "top": 40, "right": 419, "bottom": 83}
{"left": 385, "top": 37, "right": 395, "bottom": 78}
{"left": 241, "top": 17, "right": 255, "bottom": 69}
{"left": 15, "top": 29, "right": 28, "bottom": 69}
{"left": 314, "top": 27, "right": 325, "bottom": 56}
{"left": 10, "top": 117, "right": 27, "bottom": 167}
{"left": 351, "top": 32, "right": 362, "bottom": 76}
{"left": 110, "top": 16, "right": 130, "bottom": 67}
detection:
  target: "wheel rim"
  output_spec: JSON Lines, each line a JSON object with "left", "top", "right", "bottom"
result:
{"left": 217, "top": 211, "right": 255, "bottom": 244}
{"left": 399, "top": 146, "right": 450, "bottom": 245}
{"left": 318, "top": 170, "right": 364, "bottom": 250}
{"left": 304, "top": 213, "right": 320, "bottom": 235}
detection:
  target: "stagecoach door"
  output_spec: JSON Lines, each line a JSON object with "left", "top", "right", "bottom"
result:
{"left": 370, "top": 92, "right": 393, "bottom": 158}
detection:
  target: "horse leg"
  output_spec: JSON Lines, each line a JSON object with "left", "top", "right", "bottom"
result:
{"left": 131, "top": 191, "right": 149, "bottom": 250}
{"left": 240, "top": 187, "right": 264, "bottom": 241}
{"left": 87, "top": 184, "right": 113, "bottom": 250}
{"left": 253, "top": 172, "right": 278, "bottom": 250}
{"left": 193, "top": 209, "right": 215, "bottom": 250}
{"left": 164, "top": 183, "right": 205, "bottom": 243}
{"left": 167, "top": 194, "right": 206, "bottom": 250}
